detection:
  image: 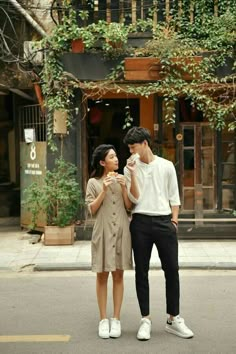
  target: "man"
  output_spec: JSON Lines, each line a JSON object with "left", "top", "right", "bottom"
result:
{"left": 123, "top": 126, "right": 193, "bottom": 341}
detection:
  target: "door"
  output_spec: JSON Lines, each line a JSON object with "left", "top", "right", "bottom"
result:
{"left": 180, "top": 123, "right": 215, "bottom": 212}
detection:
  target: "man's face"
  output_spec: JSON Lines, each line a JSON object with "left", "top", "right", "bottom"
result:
{"left": 128, "top": 142, "right": 145, "bottom": 156}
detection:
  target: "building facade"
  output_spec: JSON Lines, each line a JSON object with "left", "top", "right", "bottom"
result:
{"left": 0, "top": 1, "right": 235, "bottom": 237}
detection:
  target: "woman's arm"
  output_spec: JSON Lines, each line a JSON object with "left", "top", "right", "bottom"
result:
{"left": 89, "top": 190, "right": 106, "bottom": 215}
{"left": 86, "top": 177, "right": 112, "bottom": 215}
{"left": 116, "top": 175, "right": 132, "bottom": 210}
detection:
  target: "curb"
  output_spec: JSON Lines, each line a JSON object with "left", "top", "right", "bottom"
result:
{"left": 1, "top": 262, "right": 236, "bottom": 273}
{"left": 32, "top": 262, "right": 236, "bottom": 272}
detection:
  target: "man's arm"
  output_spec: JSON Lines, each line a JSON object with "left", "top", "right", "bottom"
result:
{"left": 171, "top": 205, "right": 179, "bottom": 226}
{"left": 124, "top": 161, "right": 140, "bottom": 203}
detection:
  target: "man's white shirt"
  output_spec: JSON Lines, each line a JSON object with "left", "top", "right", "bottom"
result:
{"left": 124, "top": 155, "right": 180, "bottom": 215}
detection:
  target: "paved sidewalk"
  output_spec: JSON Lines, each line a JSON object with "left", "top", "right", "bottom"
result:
{"left": 0, "top": 226, "right": 236, "bottom": 272}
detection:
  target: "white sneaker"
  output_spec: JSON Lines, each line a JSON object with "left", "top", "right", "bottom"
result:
{"left": 109, "top": 318, "right": 121, "bottom": 338}
{"left": 98, "top": 319, "right": 109, "bottom": 339}
{"left": 137, "top": 318, "right": 151, "bottom": 340}
{"left": 165, "top": 315, "right": 194, "bottom": 338}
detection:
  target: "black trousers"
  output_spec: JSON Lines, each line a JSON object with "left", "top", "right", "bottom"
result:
{"left": 130, "top": 214, "right": 180, "bottom": 317}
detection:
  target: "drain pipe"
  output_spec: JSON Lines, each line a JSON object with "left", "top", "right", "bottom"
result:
{"left": 9, "top": 0, "right": 47, "bottom": 37}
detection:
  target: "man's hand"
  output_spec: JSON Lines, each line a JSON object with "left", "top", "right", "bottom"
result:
{"left": 126, "top": 155, "right": 138, "bottom": 174}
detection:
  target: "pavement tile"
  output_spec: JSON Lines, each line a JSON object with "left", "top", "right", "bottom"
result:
{"left": 1, "top": 227, "right": 236, "bottom": 271}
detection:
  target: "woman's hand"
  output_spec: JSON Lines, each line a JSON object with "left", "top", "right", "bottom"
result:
{"left": 116, "top": 174, "right": 126, "bottom": 188}
{"left": 103, "top": 176, "right": 113, "bottom": 191}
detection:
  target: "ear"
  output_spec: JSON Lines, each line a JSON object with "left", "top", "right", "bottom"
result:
{"left": 99, "top": 160, "right": 105, "bottom": 167}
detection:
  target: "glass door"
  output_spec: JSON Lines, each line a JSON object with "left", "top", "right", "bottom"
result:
{"left": 180, "top": 123, "right": 215, "bottom": 212}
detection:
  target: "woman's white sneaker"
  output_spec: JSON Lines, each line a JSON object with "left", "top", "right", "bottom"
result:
{"left": 98, "top": 319, "right": 109, "bottom": 339}
{"left": 137, "top": 318, "right": 151, "bottom": 340}
{"left": 165, "top": 315, "right": 194, "bottom": 338}
{"left": 109, "top": 318, "right": 121, "bottom": 338}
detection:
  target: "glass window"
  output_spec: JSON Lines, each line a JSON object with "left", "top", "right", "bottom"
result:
{"left": 183, "top": 127, "right": 194, "bottom": 146}
{"left": 222, "top": 144, "right": 235, "bottom": 183}
{"left": 222, "top": 188, "right": 235, "bottom": 209}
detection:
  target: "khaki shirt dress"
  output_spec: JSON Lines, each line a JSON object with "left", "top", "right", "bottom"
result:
{"left": 85, "top": 177, "right": 132, "bottom": 273}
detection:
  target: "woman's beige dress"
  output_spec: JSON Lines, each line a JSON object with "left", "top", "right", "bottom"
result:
{"left": 85, "top": 177, "right": 132, "bottom": 273}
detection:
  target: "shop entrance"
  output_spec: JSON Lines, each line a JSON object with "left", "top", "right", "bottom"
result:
{"left": 87, "top": 98, "right": 140, "bottom": 175}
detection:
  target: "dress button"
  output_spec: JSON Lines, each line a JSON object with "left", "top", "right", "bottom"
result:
{"left": 113, "top": 245, "right": 115, "bottom": 248}
{"left": 113, "top": 201, "right": 115, "bottom": 204}
{"left": 113, "top": 234, "right": 116, "bottom": 237}
{"left": 113, "top": 213, "right": 116, "bottom": 215}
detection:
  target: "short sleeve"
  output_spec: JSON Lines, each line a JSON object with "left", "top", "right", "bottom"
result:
{"left": 85, "top": 179, "right": 98, "bottom": 215}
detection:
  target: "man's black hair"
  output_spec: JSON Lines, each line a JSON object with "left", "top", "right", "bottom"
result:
{"left": 123, "top": 126, "right": 151, "bottom": 146}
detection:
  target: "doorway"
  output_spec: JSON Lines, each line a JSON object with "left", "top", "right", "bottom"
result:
{"left": 179, "top": 123, "right": 215, "bottom": 212}
{"left": 87, "top": 98, "right": 140, "bottom": 174}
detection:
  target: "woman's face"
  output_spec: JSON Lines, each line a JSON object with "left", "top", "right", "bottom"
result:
{"left": 102, "top": 149, "right": 119, "bottom": 172}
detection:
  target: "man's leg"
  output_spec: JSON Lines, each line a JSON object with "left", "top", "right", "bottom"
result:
{"left": 130, "top": 215, "right": 153, "bottom": 340}
{"left": 153, "top": 217, "right": 194, "bottom": 338}
{"left": 153, "top": 217, "right": 179, "bottom": 316}
{"left": 130, "top": 215, "right": 153, "bottom": 317}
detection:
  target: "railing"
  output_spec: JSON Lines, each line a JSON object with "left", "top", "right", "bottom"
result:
{"left": 75, "top": 0, "right": 226, "bottom": 25}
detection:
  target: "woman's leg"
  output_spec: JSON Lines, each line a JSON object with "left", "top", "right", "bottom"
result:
{"left": 96, "top": 271, "right": 109, "bottom": 319}
{"left": 111, "top": 269, "right": 124, "bottom": 319}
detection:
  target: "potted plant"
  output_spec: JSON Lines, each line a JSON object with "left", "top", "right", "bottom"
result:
{"left": 22, "top": 158, "right": 83, "bottom": 245}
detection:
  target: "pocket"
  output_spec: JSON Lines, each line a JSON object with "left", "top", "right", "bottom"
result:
{"left": 170, "top": 221, "right": 178, "bottom": 234}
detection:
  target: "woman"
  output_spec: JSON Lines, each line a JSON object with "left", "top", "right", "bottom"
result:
{"left": 85, "top": 144, "right": 132, "bottom": 339}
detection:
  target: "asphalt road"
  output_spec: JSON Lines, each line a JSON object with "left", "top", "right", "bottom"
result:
{"left": 0, "top": 270, "right": 235, "bottom": 354}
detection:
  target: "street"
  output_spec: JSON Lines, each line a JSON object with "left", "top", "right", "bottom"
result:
{"left": 0, "top": 270, "right": 235, "bottom": 354}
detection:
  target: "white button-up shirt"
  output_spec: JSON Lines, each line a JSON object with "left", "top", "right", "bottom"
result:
{"left": 124, "top": 155, "right": 180, "bottom": 216}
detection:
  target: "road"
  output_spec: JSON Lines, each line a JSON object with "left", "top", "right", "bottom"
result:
{"left": 0, "top": 270, "right": 235, "bottom": 354}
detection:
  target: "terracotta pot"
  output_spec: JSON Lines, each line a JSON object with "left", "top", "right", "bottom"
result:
{"left": 71, "top": 39, "right": 85, "bottom": 53}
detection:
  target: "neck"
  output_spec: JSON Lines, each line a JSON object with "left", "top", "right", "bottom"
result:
{"left": 140, "top": 147, "right": 155, "bottom": 164}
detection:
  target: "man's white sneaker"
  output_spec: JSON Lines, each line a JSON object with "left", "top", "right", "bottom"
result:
{"left": 137, "top": 318, "right": 151, "bottom": 341}
{"left": 165, "top": 315, "right": 194, "bottom": 339}
{"left": 98, "top": 319, "right": 109, "bottom": 339}
{"left": 109, "top": 318, "right": 121, "bottom": 338}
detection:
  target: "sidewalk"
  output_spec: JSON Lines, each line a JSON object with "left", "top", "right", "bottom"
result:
{"left": 0, "top": 226, "right": 236, "bottom": 272}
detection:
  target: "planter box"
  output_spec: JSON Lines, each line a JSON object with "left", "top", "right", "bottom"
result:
{"left": 124, "top": 56, "right": 203, "bottom": 81}
{"left": 44, "top": 225, "right": 75, "bottom": 246}
{"left": 61, "top": 53, "right": 124, "bottom": 81}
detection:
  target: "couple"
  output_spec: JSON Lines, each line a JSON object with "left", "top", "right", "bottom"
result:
{"left": 85, "top": 127, "right": 194, "bottom": 341}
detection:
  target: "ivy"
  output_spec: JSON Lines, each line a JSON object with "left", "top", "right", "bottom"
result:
{"left": 39, "top": 0, "right": 236, "bottom": 151}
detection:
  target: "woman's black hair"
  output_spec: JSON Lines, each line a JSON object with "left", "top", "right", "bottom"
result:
{"left": 90, "top": 144, "right": 116, "bottom": 178}
{"left": 123, "top": 126, "right": 151, "bottom": 146}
